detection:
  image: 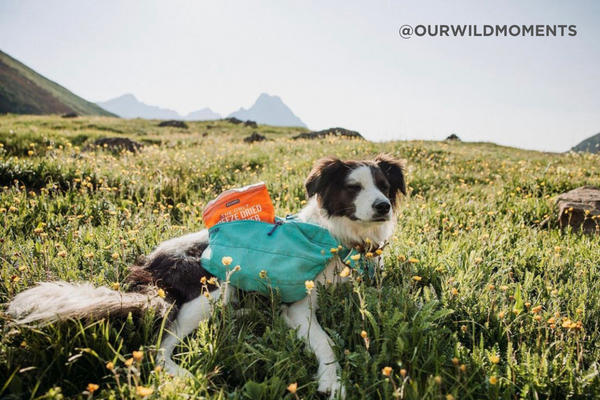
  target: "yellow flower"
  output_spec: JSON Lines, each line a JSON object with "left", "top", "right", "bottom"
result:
{"left": 287, "top": 382, "right": 298, "bottom": 393}
{"left": 382, "top": 366, "right": 393, "bottom": 376}
{"left": 360, "top": 330, "right": 368, "bottom": 338}
{"left": 350, "top": 254, "right": 361, "bottom": 261}
{"left": 222, "top": 256, "right": 233, "bottom": 266}
{"left": 111, "top": 252, "right": 119, "bottom": 260}
{"left": 305, "top": 280, "right": 315, "bottom": 291}
{"left": 87, "top": 383, "right": 99, "bottom": 393}
{"left": 111, "top": 282, "right": 120, "bottom": 290}
{"left": 435, "top": 376, "right": 442, "bottom": 385}
{"left": 408, "top": 258, "right": 419, "bottom": 263}
{"left": 400, "top": 368, "right": 407, "bottom": 377}
{"left": 339, "top": 267, "right": 351, "bottom": 277}
{"left": 460, "top": 364, "right": 466, "bottom": 373}
{"left": 365, "top": 252, "right": 374, "bottom": 258}
{"left": 157, "top": 289, "right": 165, "bottom": 298}
{"left": 330, "top": 247, "right": 339, "bottom": 253}
{"left": 451, "top": 288, "right": 459, "bottom": 296}
{"left": 106, "top": 361, "right": 114, "bottom": 370}
{"left": 452, "top": 357, "right": 459, "bottom": 366}
{"left": 136, "top": 386, "right": 154, "bottom": 396}
{"left": 124, "top": 358, "right": 133, "bottom": 367}
{"left": 132, "top": 350, "right": 143, "bottom": 362}
{"left": 446, "top": 395, "right": 455, "bottom": 400}
{"left": 375, "top": 249, "right": 383, "bottom": 255}
{"left": 413, "top": 276, "right": 422, "bottom": 282}
{"left": 200, "top": 276, "right": 207, "bottom": 284}
{"left": 34, "top": 227, "right": 44, "bottom": 234}
{"left": 489, "top": 376, "right": 498, "bottom": 385}
{"left": 259, "top": 270, "right": 267, "bottom": 279}
{"left": 489, "top": 355, "right": 500, "bottom": 364}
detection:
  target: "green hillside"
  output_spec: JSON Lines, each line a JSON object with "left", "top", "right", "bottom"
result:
{"left": 1, "top": 115, "right": 599, "bottom": 399}
{"left": 572, "top": 132, "right": 600, "bottom": 154}
{"left": 0, "top": 50, "right": 114, "bottom": 116}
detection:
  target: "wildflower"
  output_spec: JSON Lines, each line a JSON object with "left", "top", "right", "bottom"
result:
{"left": 500, "top": 285, "right": 508, "bottom": 291}
{"left": 154, "top": 365, "right": 162, "bottom": 372}
{"left": 398, "top": 255, "right": 406, "bottom": 261}
{"left": 111, "top": 282, "right": 120, "bottom": 290}
{"left": 489, "top": 376, "right": 498, "bottom": 385}
{"left": 85, "top": 253, "right": 94, "bottom": 259}
{"left": 350, "top": 254, "right": 361, "bottom": 261}
{"left": 376, "top": 249, "right": 383, "bottom": 255}
{"left": 547, "top": 317, "right": 556, "bottom": 324}
{"left": 156, "top": 288, "right": 165, "bottom": 299}
{"left": 106, "top": 361, "right": 114, "bottom": 370}
{"left": 460, "top": 364, "right": 466, "bottom": 373}
{"left": 330, "top": 247, "right": 339, "bottom": 253}
{"left": 413, "top": 276, "right": 422, "bottom": 282}
{"left": 136, "top": 386, "right": 154, "bottom": 397}
{"left": 200, "top": 276, "right": 207, "bottom": 284}
{"left": 339, "top": 267, "right": 351, "bottom": 277}
{"left": 408, "top": 258, "right": 419, "bottom": 263}
{"left": 287, "top": 382, "right": 298, "bottom": 394}
{"left": 435, "top": 376, "right": 442, "bottom": 385}
{"left": 133, "top": 350, "right": 143, "bottom": 362}
{"left": 400, "top": 368, "right": 407, "bottom": 378}
{"left": 452, "top": 357, "right": 459, "bottom": 366}
{"left": 259, "top": 270, "right": 267, "bottom": 279}
{"left": 532, "top": 305, "right": 542, "bottom": 313}
{"left": 87, "top": 383, "right": 99, "bottom": 393}
{"left": 305, "top": 280, "right": 315, "bottom": 292}
{"left": 451, "top": 288, "right": 459, "bottom": 296}
{"left": 18, "top": 265, "right": 27, "bottom": 272}
{"left": 446, "top": 395, "right": 455, "bottom": 400}
{"left": 382, "top": 366, "right": 393, "bottom": 376}
{"left": 489, "top": 355, "right": 500, "bottom": 364}
{"left": 461, "top": 325, "right": 467, "bottom": 332}
{"left": 34, "top": 227, "right": 43, "bottom": 234}
{"left": 111, "top": 252, "right": 119, "bottom": 260}
{"left": 360, "top": 330, "right": 368, "bottom": 339}
{"left": 222, "top": 256, "right": 233, "bottom": 266}
{"left": 124, "top": 358, "right": 133, "bottom": 367}
{"left": 488, "top": 284, "right": 495, "bottom": 290}
{"left": 365, "top": 252, "right": 374, "bottom": 258}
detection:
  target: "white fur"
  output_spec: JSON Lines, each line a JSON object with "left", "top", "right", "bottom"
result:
{"left": 347, "top": 165, "right": 391, "bottom": 222}
{"left": 149, "top": 230, "right": 208, "bottom": 258}
{"left": 298, "top": 197, "right": 394, "bottom": 247}
{"left": 7, "top": 282, "right": 168, "bottom": 325}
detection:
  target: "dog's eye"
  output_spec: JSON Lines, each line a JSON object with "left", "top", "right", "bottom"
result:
{"left": 346, "top": 184, "right": 361, "bottom": 191}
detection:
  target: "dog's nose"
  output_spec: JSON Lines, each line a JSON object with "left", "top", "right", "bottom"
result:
{"left": 372, "top": 200, "right": 391, "bottom": 215}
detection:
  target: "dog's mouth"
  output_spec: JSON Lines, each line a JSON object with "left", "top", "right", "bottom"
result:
{"left": 348, "top": 214, "right": 390, "bottom": 223}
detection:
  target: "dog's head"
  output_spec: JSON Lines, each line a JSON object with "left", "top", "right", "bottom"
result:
{"left": 305, "top": 154, "right": 406, "bottom": 224}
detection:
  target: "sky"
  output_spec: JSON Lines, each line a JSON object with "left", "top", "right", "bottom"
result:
{"left": 0, "top": 0, "right": 599, "bottom": 152}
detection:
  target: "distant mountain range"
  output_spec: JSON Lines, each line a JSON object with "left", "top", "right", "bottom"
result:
{"left": 0, "top": 49, "right": 114, "bottom": 116}
{"left": 572, "top": 132, "right": 600, "bottom": 154}
{"left": 97, "top": 93, "right": 306, "bottom": 127}
{"left": 228, "top": 93, "right": 306, "bottom": 127}
{"left": 96, "top": 94, "right": 221, "bottom": 121}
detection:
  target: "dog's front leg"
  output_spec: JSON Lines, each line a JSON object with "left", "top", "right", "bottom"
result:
{"left": 283, "top": 292, "right": 346, "bottom": 399}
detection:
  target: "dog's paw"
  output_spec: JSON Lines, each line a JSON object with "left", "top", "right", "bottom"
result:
{"left": 317, "top": 379, "right": 346, "bottom": 399}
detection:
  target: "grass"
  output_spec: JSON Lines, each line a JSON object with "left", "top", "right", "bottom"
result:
{"left": 0, "top": 115, "right": 599, "bottom": 399}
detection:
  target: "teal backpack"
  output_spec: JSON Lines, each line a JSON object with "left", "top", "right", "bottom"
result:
{"left": 201, "top": 216, "right": 373, "bottom": 303}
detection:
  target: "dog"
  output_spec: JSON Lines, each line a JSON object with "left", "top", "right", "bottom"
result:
{"left": 7, "top": 154, "right": 406, "bottom": 399}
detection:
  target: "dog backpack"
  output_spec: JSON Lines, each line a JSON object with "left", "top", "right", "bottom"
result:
{"left": 200, "top": 216, "right": 373, "bottom": 303}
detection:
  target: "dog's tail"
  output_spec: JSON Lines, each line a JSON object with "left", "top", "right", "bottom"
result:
{"left": 6, "top": 281, "right": 169, "bottom": 326}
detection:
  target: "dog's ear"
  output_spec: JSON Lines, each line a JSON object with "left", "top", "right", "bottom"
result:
{"left": 375, "top": 154, "right": 407, "bottom": 205}
{"left": 305, "top": 156, "right": 345, "bottom": 198}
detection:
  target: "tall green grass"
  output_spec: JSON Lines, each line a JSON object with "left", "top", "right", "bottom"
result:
{"left": 1, "top": 116, "right": 599, "bottom": 399}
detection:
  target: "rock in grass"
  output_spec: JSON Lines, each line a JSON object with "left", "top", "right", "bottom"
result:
{"left": 62, "top": 112, "right": 79, "bottom": 118}
{"left": 158, "top": 120, "right": 188, "bottom": 128}
{"left": 224, "top": 117, "right": 243, "bottom": 125}
{"left": 556, "top": 186, "right": 600, "bottom": 234}
{"left": 244, "top": 120, "right": 258, "bottom": 128}
{"left": 446, "top": 133, "right": 461, "bottom": 141}
{"left": 92, "top": 137, "right": 144, "bottom": 153}
{"left": 293, "top": 127, "right": 363, "bottom": 140}
{"left": 243, "top": 132, "right": 267, "bottom": 143}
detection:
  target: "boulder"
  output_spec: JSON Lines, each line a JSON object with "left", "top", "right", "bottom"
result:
{"left": 92, "top": 137, "right": 144, "bottom": 153}
{"left": 62, "top": 112, "right": 79, "bottom": 118}
{"left": 244, "top": 120, "right": 258, "bottom": 128}
{"left": 446, "top": 134, "right": 461, "bottom": 141}
{"left": 224, "top": 117, "right": 243, "bottom": 125}
{"left": 293, "top": 127, "right": 364, "bottom": 140}
{"left": 556, "top": 186, "right": 600, "bottom": 233}
{"left": 158, "top": 120, "right": 188, "bottom": 128}
{"left": 243, "top": 132, "right": 267, "bottom": 143}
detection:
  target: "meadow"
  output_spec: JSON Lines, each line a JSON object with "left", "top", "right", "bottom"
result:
{"left": 0, "top": 115, "right": 599, "bottom": 399}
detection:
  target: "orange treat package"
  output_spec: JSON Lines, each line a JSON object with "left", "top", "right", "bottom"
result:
{"left": 202, "top": 182, "right": 275, "bottom": 228}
